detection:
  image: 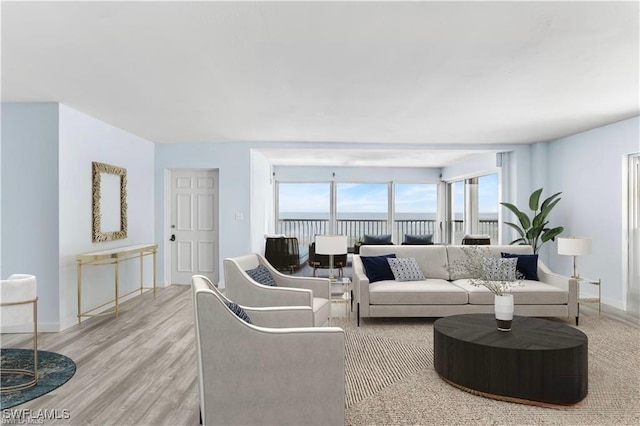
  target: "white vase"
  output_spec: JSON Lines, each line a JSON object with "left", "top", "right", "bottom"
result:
{"left": 494, "top": 294, "right": 514, "bottom": 331}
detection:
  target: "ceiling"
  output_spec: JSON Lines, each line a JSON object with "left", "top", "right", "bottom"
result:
{"left": 2, "top": 1, "right": 638, "bottom": 167}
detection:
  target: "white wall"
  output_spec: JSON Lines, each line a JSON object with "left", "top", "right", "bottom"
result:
{"left": 547, "top": 116, "right": 640, "bottom": 309}
{"left": 1, "top": 103, "right": 60, "bottom": 330}
{"left": 58, "top": 105, "right": 155, "bottom": 330}
{"left": 250, "top": 150, "right": 274, "bottom": 254}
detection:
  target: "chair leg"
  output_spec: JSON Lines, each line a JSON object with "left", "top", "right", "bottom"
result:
{"left": 357, "top": 303, "right": 360, "bottom": 327}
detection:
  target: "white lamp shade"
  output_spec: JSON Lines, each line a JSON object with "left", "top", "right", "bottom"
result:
{"left": 315, "top": 235, "right": 348, "bottom": 255}
{"left": 557, "top": 237, "right": 592, "bottom": 256}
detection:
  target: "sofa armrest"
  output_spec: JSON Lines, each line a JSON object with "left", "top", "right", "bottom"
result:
{"left": 538, "top": 261, "right": 578, "bottom": 318}
{"left": 352, "top": 255, "right": 371, "bottom": 316}
{"left": 276, "top": 276, "right": 331, "bottom": 300}
{"left": 241, "top": 305, "right": 315, "bottom": 328}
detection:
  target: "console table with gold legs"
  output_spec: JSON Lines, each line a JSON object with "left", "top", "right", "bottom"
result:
{"left": 77, "top": 243, "right": 158, "bottom": 325}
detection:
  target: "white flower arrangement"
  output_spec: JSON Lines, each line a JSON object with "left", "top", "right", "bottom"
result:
{"left": 447, "top": 246, "right": 524, "bottom": 296}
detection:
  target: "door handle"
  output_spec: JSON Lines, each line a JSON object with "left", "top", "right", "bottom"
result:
{"left": 170, "top": 234, "right": 176, "bottom": 242}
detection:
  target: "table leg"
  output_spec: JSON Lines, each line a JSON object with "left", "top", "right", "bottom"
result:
{"left": 77, "top": 261, "right": 82, "bottom": 325}
{"left": 115, "top": 259, "right": 120, "bottom": 318}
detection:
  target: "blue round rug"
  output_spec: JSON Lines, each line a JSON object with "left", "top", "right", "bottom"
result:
{"left": 1, "top": 349, "right": 76, "bottom": 409}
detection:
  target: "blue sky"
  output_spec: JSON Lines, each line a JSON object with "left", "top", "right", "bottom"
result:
{"left": 279, "top": 173, "right": 498, "bottom": 214}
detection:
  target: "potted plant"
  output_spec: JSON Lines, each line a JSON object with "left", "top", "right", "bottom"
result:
{"left": 447, "top": 246, "right": 524, "bottom": 331}
{"left": 501, "top": 188, "right": 564, "bottom": 254}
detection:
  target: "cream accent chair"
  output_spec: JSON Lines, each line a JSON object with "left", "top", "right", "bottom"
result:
{"left": 192, "top": 275, "right": 316, "bottom": 327}
{"left": 0, "top": 274, "right": 38, "bottom": 391}
{"left": 224, "top": 253, "right": 331, "bottom": 326}
{"left": 192, "top": 275, "right": 345, "bottom": 426}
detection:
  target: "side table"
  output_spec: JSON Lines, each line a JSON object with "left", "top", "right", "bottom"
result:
{"left": 576, "top": 277, "right": 601, "bottom": 325}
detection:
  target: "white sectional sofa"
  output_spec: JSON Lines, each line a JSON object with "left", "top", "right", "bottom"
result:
{"left": 353, "top": 245, "right": 578, "bottom": 326}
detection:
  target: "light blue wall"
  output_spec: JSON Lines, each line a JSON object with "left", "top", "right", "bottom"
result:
{"left": 547, "top": 116, "right": 640, "bottom": 309}
{"left": 1, "top": 103, "right": 60, "bottom": 327}
{"left": 154, "top": 143, "right": 250, "bottom": 285}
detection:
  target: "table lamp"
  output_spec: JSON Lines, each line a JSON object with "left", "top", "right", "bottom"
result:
{"left": 315, "top": 235, "right": 348, "bottom": 280}
{"left": 557, "top": 237, "right": 592, "bottom": 279}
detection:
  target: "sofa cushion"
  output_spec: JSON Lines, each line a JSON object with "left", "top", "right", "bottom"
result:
{"left": 388, "top": 258, "right": 426, "bottom": 281}
{"left": 312, "top": 297, "right": 331, "bottom": 326}
{"left": 501, "top": 253, "right": 539, "bottom": 281}
{"left": 360, "top": 245, "right": 450, "bottom": 280}
{"left": 245, "top": 264, "right": 277, "bottom": 286}
{"left": 363, "top": 234, "right": 393, "bottom": 244}
{"left": 451, "top": 279, "right": 568, "bottom": 305}
{"left": 403, "top": 234, "right": 433, "bottom": 245}
{"left": 361, "top": 254, "right": 397, "bottom": 283}
{"left": 369, "top": 279, "right": 468, "bottom": 305}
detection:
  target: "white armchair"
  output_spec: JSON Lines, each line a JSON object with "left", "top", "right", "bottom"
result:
{"left": 224, "top": 253, "right": 331, "bottom": 326}
{"left": 0, "top": 274, "right": 38, "bottom": 391}
{"left": 192, "top": 275, "right": 316, "bottom": 328}
{"left": 192, "top": 275, "right": 345, "bottom": 426}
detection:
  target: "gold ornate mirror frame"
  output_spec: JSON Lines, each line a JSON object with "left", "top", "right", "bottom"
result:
{"left": 92, "top": 161, "right": 128, "bottom": 242}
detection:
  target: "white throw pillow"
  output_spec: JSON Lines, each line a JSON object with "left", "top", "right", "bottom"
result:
{"left": 481, "top": 257, "right": 518, "bottom": 282}
{"left": 387, "top": 258, "right": 426, "bottom": 282}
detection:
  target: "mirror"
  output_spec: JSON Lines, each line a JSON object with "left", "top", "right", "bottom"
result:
{"left": 92, "top": 161, "right": 128, "bottom": 242}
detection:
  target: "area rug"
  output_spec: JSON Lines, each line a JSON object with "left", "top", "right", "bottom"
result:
{"left": 0, "top": 349, "right": 76, "bottom": 409}
{"left": 334, "top": 315, "right": 640, "bottom": 425}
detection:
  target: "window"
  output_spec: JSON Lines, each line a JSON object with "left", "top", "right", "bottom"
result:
{"left": 277, "top": 183, "right": 329, "bottom": 246}
{"left": 336, "top": 183, "right": 389, "bottom": 248}
{"left": 478, "top": 174, "right": 499, "bottom": 244}
{"left": 446, "top": 173, "right": 499, "bottom": 244}
{"left": 395, "top": 184, "right": 438, "bottom": 243}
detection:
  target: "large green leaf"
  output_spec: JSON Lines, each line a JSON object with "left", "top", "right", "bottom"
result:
{"left": 501, "top": 202, "right": 530, "bottom": 229}
{"left": 541, "top": 226, "right": 564, "bottom": 242}
{"left": 509, "top": 238, "right": 527, "bottom": 245}
{"left": 539, "top": 198, "right": 561, "bottom": 222}
{"left": 529, "top": 188, "right": 543, "bottom": 211}
{"left": 540, "top": 192, "right": 562, "bottom": 213}
{"left": 504, "top": 221, "right": 526, "bottom": 238}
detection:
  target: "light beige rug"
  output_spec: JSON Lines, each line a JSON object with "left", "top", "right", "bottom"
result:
{"left": 334, "top": 315, "right": 640, "bottom": 425}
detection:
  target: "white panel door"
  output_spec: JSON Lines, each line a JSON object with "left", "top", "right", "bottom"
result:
{"left": 170, "top": 170, "right": 218, "bottom": 285}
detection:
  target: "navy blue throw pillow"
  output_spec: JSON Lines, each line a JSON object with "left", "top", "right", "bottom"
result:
{"left": 363, "top": 234, "right": 393, "bottom": 244}
{"left": 245, "top": 264, "right": 277, "bottom": 286}
{"left": 403, "top": 234, "right": 433, "bottom": 245}
{"left": 225, "top": 301, "right": 252, "bottom": 324}
{"left": 501, "top": 253, "right": 539, "bottom": 281}
{"left": 360, "top": 254, "right": 397, "bottom": 283}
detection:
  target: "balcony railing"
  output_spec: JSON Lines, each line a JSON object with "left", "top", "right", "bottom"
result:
{"left": 277, "top": 218, "right": 499, "bottom": 250}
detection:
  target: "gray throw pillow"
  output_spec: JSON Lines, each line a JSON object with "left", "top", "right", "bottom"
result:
{"left": 403, "top": 234, "right": 433, "bottom": 245}
{"left": 363, "top": 234, "right": 393, "bottom": 244}
{"left": 481, "top": 257, "right": 518, "bottom": 281}
{"left": 387, "top": 258, "right": 426, "bottom": 282}
{"left": 245, "top": 264, "right": 277, "bottom": 286}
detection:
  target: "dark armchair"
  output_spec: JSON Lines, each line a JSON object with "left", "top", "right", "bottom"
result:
{"left": 264, "top": 237, "right": 309, "bottom": 272}
{"left": 461, "top": 234, "right": 491, "bottom": 245}
{"left": 308, "top": 242, "right": 348, "bottom": 277}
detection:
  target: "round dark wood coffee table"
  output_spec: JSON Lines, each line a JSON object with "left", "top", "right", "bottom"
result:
{"left": 434, "top": 314, "right": 588, "bottom": 405}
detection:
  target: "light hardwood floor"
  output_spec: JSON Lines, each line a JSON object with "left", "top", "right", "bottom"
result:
{"left": 1, "top": 284, "right": 638, "bottom": 425}
{"left": 2, "top": 285, "right": 200, "bottom": 425}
